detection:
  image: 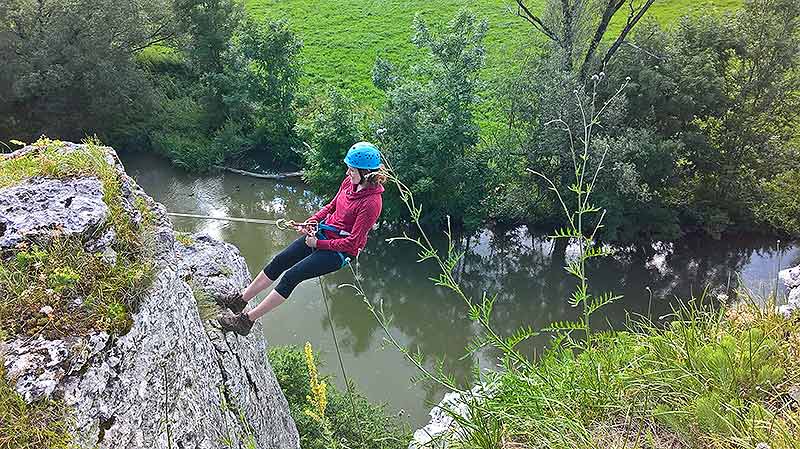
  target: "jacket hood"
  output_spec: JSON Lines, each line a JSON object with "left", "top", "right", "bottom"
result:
{"left": 347, "top": 180, "right": 384, "bottom": 199}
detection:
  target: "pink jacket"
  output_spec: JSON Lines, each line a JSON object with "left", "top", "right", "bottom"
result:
{"left": 307, "top": 177, "right": 384, "bottom": 257}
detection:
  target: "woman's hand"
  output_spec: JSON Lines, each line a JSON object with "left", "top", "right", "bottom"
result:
{"left": 305, "top": 235, "right": 318, "bottom": 248}
{"left": 294, "top": 223, "right": 315, "bottom": 236}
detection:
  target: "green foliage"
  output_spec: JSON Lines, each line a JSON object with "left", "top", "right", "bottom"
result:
{"left": 149, "top": 93, "right": 220, "bottom": 172}
{"left": 608, "top": 0, "right": 800, "bottom": 238}
{"left": 0, "top": 0, "right": 175, "bottom": 146}
{"left": 212, "top": 17, "right": 303, "bottom": 164}
{"left": 176, "top": 232, "right": 195, "bottom": 246}
{"left": 471, "top": 301, "right": 800, "bottom": 449}
{"left": 756, "top": 169, "right": 800, "bottom": 235}
{"left": 375, "top": 10, "right": 491, "bottom": 229}
{"left": 48, "top": 267, "right": 80, "bottom": 293}
{"left": 267, "top": 345, "right": 409, "bottom": 449}
{"left": 298, "top": 89, "right": 364, "bottom": 193}
{"left": 525, "top": 76, "right": 627, "bottom": 349}
{"left": 591, "top": 128, "right": 683, "bottom": 241}
{"left": 175, "top": 0, "right": 244, "bottom": 76}
{"left": 147, "top": 9, "right": 303, "bottom": 170}
{"left": 0, "top": 364, "right": 70, "bottom": 449}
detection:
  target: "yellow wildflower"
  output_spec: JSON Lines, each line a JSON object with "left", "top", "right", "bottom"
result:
{"left": 304, "top": 342, "right": 328, "bottom": 423}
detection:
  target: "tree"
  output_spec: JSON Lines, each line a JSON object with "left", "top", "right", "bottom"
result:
{"left": 0, "top": 0, "right": 177, "bottom": 144}
{"left": 212, "top": 17, "right": 303, "bottom": 164}
{"left": 515, "top": 0, "right": 655, "bottom": 79}
{"left": 299, "top": 89, "right": 364, "bottom": 193}
{"left": 608, "top": 0, "right": 800, "bottom": 237}
{"left": 373, "top": 10, "right": 490, "bottom": 229}
{"left": 173, "top": 0, "right": 244, "bottom": 128}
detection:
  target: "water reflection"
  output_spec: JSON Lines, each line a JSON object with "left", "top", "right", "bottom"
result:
{"left": 120, "top": 150, "right": 799, "bottom": 426}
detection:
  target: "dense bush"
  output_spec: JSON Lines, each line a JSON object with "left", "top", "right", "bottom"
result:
{"left": 1, "top": 0, "right": 303, "bottom": 171}
{"left": 606, "top": 0, "right": 800, "bottom": 238}
{"left": 373, "top": 10, "right": 492, "bottom": 230}
{"left": 268, "top": 345, "right": 409, "bottom": 449}
{"left": 476, "top": 0, "right": 800, "bottom": 241}
{"left": 756, "top": 169, "right": 800, "bottom": 236}
{"left": 0, "top": 0, "right": 174, "bottom": 146}
{"left": 298, "top": 89, "right": 365, "bottom": 193}
{"left": 148, "top": 3, "right": 303, "bottom": 170}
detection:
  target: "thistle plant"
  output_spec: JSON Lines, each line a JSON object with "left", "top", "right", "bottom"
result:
{"left": 346, "top": 75, "right": 628, "bottom": 386}
{"left": 527, "top": 73, "right": 629, "bottom": 350}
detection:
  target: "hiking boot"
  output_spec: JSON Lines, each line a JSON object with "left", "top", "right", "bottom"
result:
{"left": 217, "top": 312, "right": 254, "bottom": 336}
{"left": 220, "top": 291, "right": 248, "bottom": 313}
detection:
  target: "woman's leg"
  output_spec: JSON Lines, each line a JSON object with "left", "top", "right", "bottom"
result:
{"left": 241, "top": 271, "right": 272, "bottom": 302}
{"left": 247, "top": 250, "right": 343, "bottom": 321}
{"left": 245, "top": 237, "right": 311, "bottom": 299}
{"left": 245, "top": 289, "right": 286, "bottom": 320}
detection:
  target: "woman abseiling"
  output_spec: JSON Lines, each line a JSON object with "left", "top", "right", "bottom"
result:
{"left": 217, "top": 142, "right": 386, "bottom": 335}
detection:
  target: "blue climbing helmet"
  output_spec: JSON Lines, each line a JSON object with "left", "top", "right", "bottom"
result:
{"left": 344, "top": 142, "right": 381, "bottom": 170}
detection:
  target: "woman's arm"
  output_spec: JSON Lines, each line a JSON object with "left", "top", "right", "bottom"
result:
{"left": 315, "top": 197, "right": 381, "bottom": 255}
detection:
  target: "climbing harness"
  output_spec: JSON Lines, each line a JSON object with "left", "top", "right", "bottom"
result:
{"left": 314, "top": 220, "right": 351, "bottom": 268}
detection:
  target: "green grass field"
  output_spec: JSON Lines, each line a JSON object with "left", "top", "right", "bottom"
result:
{"left": 246, "top": 0, "right": 742, "bottom": 106}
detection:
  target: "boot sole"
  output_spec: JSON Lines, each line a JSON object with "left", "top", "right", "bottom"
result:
{"left": 217, "top": 318, "right": 253, "bottom": 336}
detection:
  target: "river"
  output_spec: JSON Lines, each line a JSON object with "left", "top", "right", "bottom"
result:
{"left": 120, "top": 151, "right": 800, "bottom": 427}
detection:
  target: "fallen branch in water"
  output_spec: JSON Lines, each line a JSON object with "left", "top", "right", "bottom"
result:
{"left": 213, "top": 165, "right": 303, "bottom": 180}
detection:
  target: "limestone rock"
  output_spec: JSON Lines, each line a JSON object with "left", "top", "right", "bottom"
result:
{"left": 0, "top": 177, "right": 107, "bottom": 250}
{"left": 778, "top": 266, "right": 800, "bottom": 316}
{"left": 780, "top": 266, "right": 800, "bottom": 290}
{"left": 0, "top": 142, "right": 299, "bottom": 449}
{"left": 409, "top": 384, "right": 494, "bottom": 449}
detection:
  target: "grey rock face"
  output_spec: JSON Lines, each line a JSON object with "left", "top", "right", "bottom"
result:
{"left": 0, "top": 142, "right": 300, "bottom": 449}
{"left": 779, "top": 265, "right": 800, "bottom": 316}
{"left": 409, "top": 384, "right": 494, "bottom": 449}
{"left": 0, "top": 177, "right": 108, "bottom": 250}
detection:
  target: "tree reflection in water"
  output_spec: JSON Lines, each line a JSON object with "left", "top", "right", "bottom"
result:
{"left": 321, "top": 224, "right": 798, "bottom": 406}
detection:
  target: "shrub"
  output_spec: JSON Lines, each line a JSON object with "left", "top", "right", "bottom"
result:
{"left": 268, "top": 345, "right": 409, "bottom": 449}
{"left": 373, "top": 10, "right": 490, "bottom": 230}
{"left": 298, "top": 89, "right": 365, "bottom": 193}
{"left": 756, "top": 169, "right": 800, "bottom": 236}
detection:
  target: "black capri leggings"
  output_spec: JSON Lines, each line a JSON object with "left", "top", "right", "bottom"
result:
{"left": 263, "top": 237, "right": 345, "bottom": 298}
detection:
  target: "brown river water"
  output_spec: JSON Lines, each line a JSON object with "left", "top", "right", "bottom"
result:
{"left": 120, "top": 150, "right": 799, "bottom": 427}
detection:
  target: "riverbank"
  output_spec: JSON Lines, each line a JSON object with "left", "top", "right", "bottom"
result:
{"left": 410, "top": 296, "right": 800, "bottom": 448}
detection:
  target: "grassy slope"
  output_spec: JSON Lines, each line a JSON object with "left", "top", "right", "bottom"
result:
{"left": 246, "top": 0, "right": 742, "bottom": 107}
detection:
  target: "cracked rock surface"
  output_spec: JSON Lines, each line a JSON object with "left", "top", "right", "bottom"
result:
{"left": 0, "top": 143, "right": 299, "bottom": 449}
{"left": 0, "top": 177, "right": 108, "bottom": 250}
{"left": 779, "top": 265, "right": 800, "bottom": 316}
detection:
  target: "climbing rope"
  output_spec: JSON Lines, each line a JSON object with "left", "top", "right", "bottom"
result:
{"left": 318, "top": 274, "right": 361, "bottom": 443}
{"left": 165, "top": 212, "right": 320, "bottom": 234}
